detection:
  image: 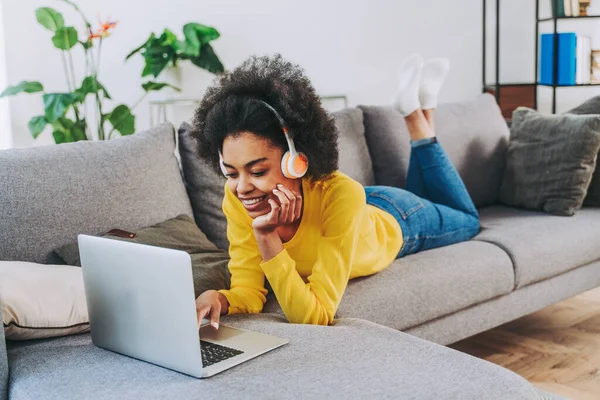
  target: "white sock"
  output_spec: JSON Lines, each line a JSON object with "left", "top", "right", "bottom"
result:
{"left": 419, "top": 58, "right": 450, "bottom": 110}
{"left": 392, "top": 54, "right": 424, "bottom": 116}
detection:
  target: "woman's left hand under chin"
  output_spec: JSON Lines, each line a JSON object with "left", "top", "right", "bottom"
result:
{"left": 251, "top": 184, "right": 302, "bottom": 235}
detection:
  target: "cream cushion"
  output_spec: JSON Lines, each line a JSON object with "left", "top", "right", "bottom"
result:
{"left": 1, "top": 261, "right": 89, "bottom": 340}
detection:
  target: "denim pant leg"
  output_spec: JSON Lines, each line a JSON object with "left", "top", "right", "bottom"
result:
{"left": 406, "top": 137, "right": 479, "bottom": 218}
{"left": 365, "top": 138, "right": 480, "bottom": 258}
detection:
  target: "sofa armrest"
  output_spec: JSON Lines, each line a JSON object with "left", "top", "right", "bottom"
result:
{"left": 0, "top": 298, "right": 8, "bottom": 400}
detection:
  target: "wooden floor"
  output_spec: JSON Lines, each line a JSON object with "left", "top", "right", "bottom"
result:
{"left": 450, "top": 287, "right": 600, "bottom": 400}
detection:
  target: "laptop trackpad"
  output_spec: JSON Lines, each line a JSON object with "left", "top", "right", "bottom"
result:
{"left": 200, "top": 324, "right": 246, "bottom": 342}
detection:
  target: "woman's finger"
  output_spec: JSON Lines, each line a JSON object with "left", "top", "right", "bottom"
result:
{"left": 209, "top": 304, "right": 221, "bottom": 330}
{"left": 276, "top": 184, "right": 297, "bottom": 222}
{"left": 268, "top": 199, "right": 280, "bottom": 225}
{"left": 197, "top": 307, "right": 210, "bottom": 330}
{"left": 294, "top": 192, "right": 303, "bottom": 220}
{"left": 272, "top": 189, "right": 290, "bottom": 223}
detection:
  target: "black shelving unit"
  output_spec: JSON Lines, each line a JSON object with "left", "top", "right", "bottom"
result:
{"left": 483, "top": 0, "right": 600, "bottom": 116}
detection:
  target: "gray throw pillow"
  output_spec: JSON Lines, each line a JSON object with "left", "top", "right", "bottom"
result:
{"left": 500, "top": 107, "right": 600, "bottom": 216}
{"left": 52, "top": 214, "right": 230, "bottom": 298}
{"left": 567, "top": 96, "right": 600, "bottom": 206}
{"left": 178, "top": 122, "right": 229, "bottom": 251}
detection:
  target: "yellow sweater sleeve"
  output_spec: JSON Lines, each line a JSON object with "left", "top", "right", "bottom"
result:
{"left": 218, "top": 186, "right": 268, "bottom": 314}
{"left": 260, "top": 179, "right": 365, "bottom": 325}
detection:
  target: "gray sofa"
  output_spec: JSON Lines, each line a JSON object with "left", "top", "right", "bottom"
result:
{"left": 1, "top": 93, "right": 587, "bottom": 399}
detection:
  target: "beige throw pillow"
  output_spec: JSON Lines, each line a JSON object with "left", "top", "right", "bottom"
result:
{"left": 1, "top": 261, "right": 89, "bottom": 340}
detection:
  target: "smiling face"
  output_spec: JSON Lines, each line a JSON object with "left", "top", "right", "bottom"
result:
{"left": 221, "top": 132, "right": 302, "bottom": 219}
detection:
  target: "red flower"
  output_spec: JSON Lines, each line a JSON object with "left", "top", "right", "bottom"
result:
{"left": 88, "top": 14, "right": 118, "bottom": 40}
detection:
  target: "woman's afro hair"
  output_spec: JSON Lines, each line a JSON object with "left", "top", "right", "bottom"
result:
{"left": 189, "top": 54, "right": 339, "bottom": 181}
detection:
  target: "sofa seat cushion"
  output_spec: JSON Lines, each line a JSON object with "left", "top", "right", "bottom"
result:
{"left": 8, "top": 314, "right": 543, "bottom": 400}
{"left": 474, "top": 205, "right": 600, "bottom": 288}
{"left": 263, "top": 241, "right": 514, "bottom": 331}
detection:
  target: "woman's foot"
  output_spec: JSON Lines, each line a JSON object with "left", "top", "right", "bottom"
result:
{"left": 392, "top": 54, "right": 424, "bottom": 117}
{"left": 419, "top": 58, "right": 450, "bottom": 110}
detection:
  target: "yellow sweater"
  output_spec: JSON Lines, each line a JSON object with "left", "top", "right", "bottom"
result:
{"left": 218, "top": 171, "right": 404, "bottom": 325}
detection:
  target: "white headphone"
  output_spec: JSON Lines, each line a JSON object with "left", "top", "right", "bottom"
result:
{"left": 218, "top": 100, "right": 309, "bottom": 179}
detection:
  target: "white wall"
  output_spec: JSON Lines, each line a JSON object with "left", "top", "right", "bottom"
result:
{"left": 3, "top": 0, "right": 485, "bottom": 147}
{"left": 0, "top": 0, "right": 11, "bottom": 150}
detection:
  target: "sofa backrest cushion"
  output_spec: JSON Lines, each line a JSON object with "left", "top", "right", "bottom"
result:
{"left": 178, "top": 107, "right": 375, "bottom": 251}
{"left": 359, "top": 93, "right": 510, "bottom": 208}
{"left": 334, "top": 107, "right": 376, "bottom": 187}
{"left": 178, "top": 122, "right": 229, "bottom": 250}
{"left": 0, "top": 123, "right": 193, "bottom": 264}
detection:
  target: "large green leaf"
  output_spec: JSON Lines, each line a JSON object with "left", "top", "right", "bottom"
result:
{"left": 141, "top": 81, "right": 181, "bottom": 92}
{"left": 75, "top": 76, "right": 111, "bottom": 100}
{"left": 35, "top": 8, "right": 64, "bottom": 32}
{"left": 51, "top": 117, "right": 87, "bottom": 142}
{"left": 71, "top": 120, "right": 88, "bottom": 141}
{"left": 52, "top": 130, "right": 68, "bottom": 144}
{"left": 184, "top": 23, "right": 219, "bottom": 45}
{"left": 43, "top": 93, "right": 78, "bottom": 122}
{"left": 0, "top": 81, "right": 44, "bottom": 98}
{"left": 108, "top": 105, "right": 135, "bottom": 136}
{"left": 189, "top": 44, "right": 224, "bottom": 74}
{"left": 142, "top": 46, "right": 174, "bottom": 77}
{"left": 176, "top": 24, "right": 220, "bottom": 58}
{"left": 52, "top": 27, "right": 78, "bottom": 50}
{"left": 125, "top": 33, "right": 155, "bottom": 60}
{"left": 137, "top": 29, "right": 179, "bottom": 77}
{"left": 28, "top": 115, "right": 48, "bottom": 139}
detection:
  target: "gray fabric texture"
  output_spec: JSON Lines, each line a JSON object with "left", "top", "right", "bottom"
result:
{"left": 499, "top": 107, "right": 600, "bottom": 216}
{"left": 407, "top": 258, "right": 600, "bottom": 346}
{"left": 0, "top": 123, "right": 193, "bottom": 264}
{"left": 0, "top": 297, "right": 7, "bottom": 400}
{"left": 263, "top": 241, "right": 514, "bottom": 331}
{"left": 567, "top": 95, "right": 600, "bottom": 206}
{"left": 52, "top": 214, "right": 230, "bottom": 298}
{"left": 359, "top": 93, "right": 510, "bottom": 208}
{"left": 333, "top": 107, "right": 376, "bottom": 186}
{"left": 7, "top": 315, "right": 542, "bottom": 400}
{"left": 474, "top": 205, "right": 600, "bottom": 288}
{"left": 178, "top": 122, "right": 229, "bottom": 250}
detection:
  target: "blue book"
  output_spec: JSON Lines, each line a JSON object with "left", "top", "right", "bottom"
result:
{"left": 540, "top": 32, "right": 577, "bottom": 85}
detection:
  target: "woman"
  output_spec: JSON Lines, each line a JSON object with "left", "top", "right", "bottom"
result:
{"left": 190, "top": 54, "right": 480, "bottom": 328}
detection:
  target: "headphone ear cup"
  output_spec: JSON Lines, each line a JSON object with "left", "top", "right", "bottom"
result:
{"left": 287, "top": 152, "right": 309, "bottom": 178}
{"left": 281, "top": 151, "right": 293, "bottom": 179}
{"left": 219, "top": 153, "right": 228, "bottom": 177}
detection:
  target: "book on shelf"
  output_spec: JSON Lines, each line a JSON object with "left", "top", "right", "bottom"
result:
{"left": 576, "top": 35, "right": 591, "bottom": 84}
{"left": 557, "top": 0, "right": 590, "bottom": 17}
{"left": 539, "top": 33, "right": 593, "bottom": 85}
{"left": 591, "top": 50, "right": 600, "bottom": 83}
{"left": 540, "top": 33, "right": 577, "bottom": 85}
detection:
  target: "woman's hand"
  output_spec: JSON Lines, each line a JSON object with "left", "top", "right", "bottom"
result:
{"left": 252, "top": 183, "right": 303, "bottom": 234}
{"left": 195, "top": 290, "right": 228, "bottom": 330}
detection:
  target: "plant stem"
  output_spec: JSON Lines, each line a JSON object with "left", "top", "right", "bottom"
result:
{"left": 131, "top": 93, "right": 148, "bottom": 111}
{"left": 61, "top": 0, "right": 91, "bottom": 29}
{"left": 67, "top": 50, "right": 78, "bottom": 91}
{"left": 60, "top": 52, "right": 73, "bottom": 92}
{"left": 97, "top": 39, "right": 103, "bottom": 78}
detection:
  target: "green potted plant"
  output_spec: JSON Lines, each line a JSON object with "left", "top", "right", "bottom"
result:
{"left": 0, "top": 1, "right": 224, "bottom": 144}
{"left": 126, "top": 23, "right": 225, "bottom": 79}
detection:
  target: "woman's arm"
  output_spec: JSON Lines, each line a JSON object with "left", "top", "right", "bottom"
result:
{"left": 217, "top": 185, "right": 269, "bottom": 314}
{"left": 256, "top": 180, "right": 365, "bottom": 325}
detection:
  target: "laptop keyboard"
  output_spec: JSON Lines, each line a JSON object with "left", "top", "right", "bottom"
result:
{"left": 200, "top": 340, "right": 244, "bottom": 367}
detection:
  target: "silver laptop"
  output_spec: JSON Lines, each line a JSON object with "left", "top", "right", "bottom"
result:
{"left": 78, "top": 234, "right": 288, "bottom": 378}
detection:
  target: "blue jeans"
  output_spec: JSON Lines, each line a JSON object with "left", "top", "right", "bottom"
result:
{"left": 365, "top": 137, "right": 480, "bottom": 258}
